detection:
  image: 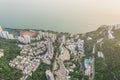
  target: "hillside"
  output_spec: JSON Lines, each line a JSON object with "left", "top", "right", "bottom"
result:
{"left": 83, "top": 25, "right": 120, "bottom": 80}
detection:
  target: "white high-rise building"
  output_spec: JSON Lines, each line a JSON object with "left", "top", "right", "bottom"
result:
{"left": 0, "top": 26, "right": 4, "bottom": 38}
{"left": 23, "top": 35, "right": 31, "bottom": 43}
{"left": 9, "top": 34, "right": 14, "bottom": 39}
{"left": 6, "top": 31, "right": 11, "bottom": 39}
{"left": 18, "top": 35, "right": 31, "bottom": 44}
{"left": 0, "top": 31, "right": 10, "bottom": 39}
{"left": 77, "top": 39, "right": 84, "bottom": 55}
{"left": 0, "top": 26, "right": 3, "bottom": 31}
{"left": 0, "top": 32, "right": 3, "bottom": 38}
{"left": 18, "top": 37, "right": 25, "bottom": 43}
{"left": 62, "top": 35, "right": 66, "bottom": 44}
{"left": 0, "top": 26, "right": 14, "bottom": 39}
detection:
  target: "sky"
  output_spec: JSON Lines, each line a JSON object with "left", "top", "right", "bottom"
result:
{"left": 0, "top": 0, "right": 120, "bottom": 33}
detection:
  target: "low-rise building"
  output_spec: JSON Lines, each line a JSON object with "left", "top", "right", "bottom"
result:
{"left": 0, "top": 52, "right": 4, "bottom": 58}
{"left": 46, "top": 70, "right": 55, "bottom": 80}
{"left": 84, "top": 59, "right": 91, "bottom": 76}
{"left": 98, "top": 51, "right": 104, "bottom": 58}
{"left": 87, "top": 37, "right": 92, "bottom": 40}
{"left": 0, "top": 49, "right": 4, "bottom": 58}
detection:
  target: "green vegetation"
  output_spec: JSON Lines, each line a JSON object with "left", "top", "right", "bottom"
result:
{"left": 94, "top": 33, "right": 120, "bottom": 80}
{"left": 84, "top": 40, "right": 94, "bottom": 58}
{"left": 26, "top": 63, "right": 50, "bottom": 80}
{"left": 0, "top": 38, "right": 22, "bottom": 80}
{"left": 84, "top": 76, "right": 89, "bottom": 80}
{"left": 100, "top": 39, "right": 120, "bottom": 80}
{"left": 69, "top": 64, "right": 82, "bottom": 80}
{"left": 68, "top": 57, "right": 83, "bottom": 80}
{"left": 84, "top": 27, "right": 120, "bottom": 80}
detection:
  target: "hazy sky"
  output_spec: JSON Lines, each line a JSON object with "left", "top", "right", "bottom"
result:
{"left": 0, "top": 0, "right": 120, "bottom": 33}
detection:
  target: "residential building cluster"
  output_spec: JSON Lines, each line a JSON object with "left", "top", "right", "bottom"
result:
{"left": 114, "top": 24, "right": 120, "bottom": 30}
{"left": 36, "top": 31, "right": 56, "bottom": 42}
{"left": 9, "top": 37, "right": 55, "bottom": 80}
{"left": 53, "top": 35, "right": 84, "bottom": 80}
{"left": 18, "top": 30, "right": 56, "bottom": 44}
{"left": 2, "top": 27, "right": 99, "bottom": 80}
{"left": 66, "top": 36, "right": 84, "bottom": 57}
{"left": 2, "top": 24, "right": 119, "bottom": 80}
{"left": 42, "top": 39, "right": 54, "bottom": 65}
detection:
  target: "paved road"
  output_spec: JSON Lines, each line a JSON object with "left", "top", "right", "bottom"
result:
{"left": 89, "top": 44, "right": 96, "bottom": 80}
{"left": 78, "top": 55, "right": 84, "bottom": 80}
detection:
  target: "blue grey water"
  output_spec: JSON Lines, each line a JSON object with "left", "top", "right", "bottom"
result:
{"left": 0, "top": 0, "right": 120, "bottom": 33}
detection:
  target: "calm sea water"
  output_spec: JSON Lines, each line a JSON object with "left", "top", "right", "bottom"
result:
{"left": 0, "top": 0, "right": 120, "bottom": 33}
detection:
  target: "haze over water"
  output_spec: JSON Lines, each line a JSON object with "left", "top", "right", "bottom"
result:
{"left": 0, "top": 0, "right": 120, "bottom": 33}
